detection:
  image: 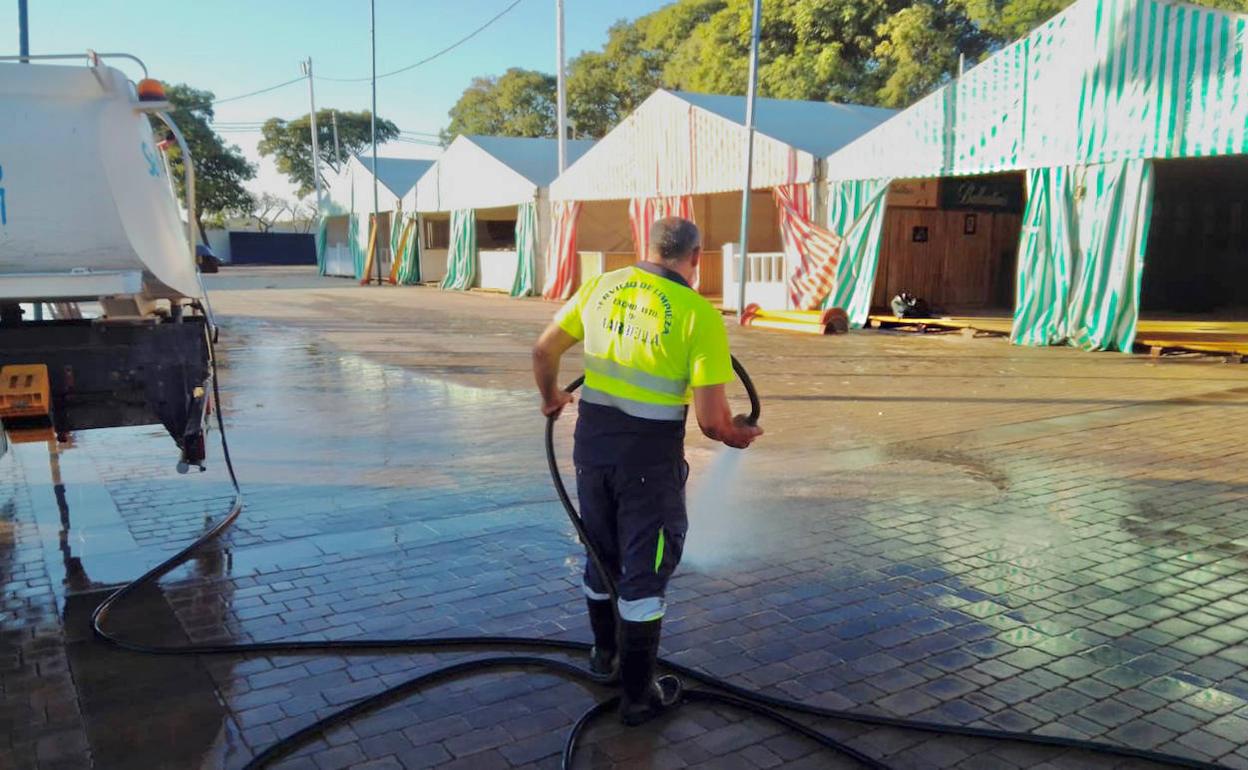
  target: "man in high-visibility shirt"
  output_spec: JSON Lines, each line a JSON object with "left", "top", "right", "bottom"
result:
{"left": 533, "top": 216, "right": 763, "bottom": 725}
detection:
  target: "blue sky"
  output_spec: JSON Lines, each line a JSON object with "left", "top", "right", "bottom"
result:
{"left": 2, "top": 0, "right": 670, "bottom": 199}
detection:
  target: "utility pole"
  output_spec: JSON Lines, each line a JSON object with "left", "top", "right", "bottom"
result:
{"left": 555, "top": 0, "right": 567, "bottom": 172}
{"left": 18, "top": 0, "right": 29, "bottom": 62}
{"left": 735, "top": 0, "right": 762, "bottom": 317}
{"left": 331, "top": 110, "right": 342, "bottom": 167}
{"left": 21, "top": 0, "right": 34, "bottom": 320}
{"left": 370, "top": 0, "right": 381, "bottom": 286}
{"left": 302, "top": 58, "right": 323, "bottom": 216}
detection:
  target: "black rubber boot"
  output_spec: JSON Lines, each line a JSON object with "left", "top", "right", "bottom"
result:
{"left": 586, "top": 599, "right": 618, "bottom": 683}
{"left": 618, "top": 618, "right": 682, "bottom": 726}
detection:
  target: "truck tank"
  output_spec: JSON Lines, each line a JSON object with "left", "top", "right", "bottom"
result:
{"left": 0, "top": 59, "right": 203, "bottom": 303}
{"left": 0, "top": 54, "right": 212, "bottom": 469}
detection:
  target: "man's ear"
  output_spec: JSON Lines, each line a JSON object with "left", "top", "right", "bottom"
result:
{"left": 690, "top": 247, "right": 702, "bottom": 269}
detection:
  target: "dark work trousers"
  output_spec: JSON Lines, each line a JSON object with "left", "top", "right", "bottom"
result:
{"left": 576, "top": 460, "right": 690, "bottom": 622}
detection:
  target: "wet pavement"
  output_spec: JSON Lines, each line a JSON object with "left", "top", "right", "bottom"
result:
{"left": 3, "top": 266, "right": 1248, "bottom": 769}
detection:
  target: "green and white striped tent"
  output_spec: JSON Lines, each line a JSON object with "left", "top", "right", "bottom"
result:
{"left": 407, "top": 135, "right": 593, "bottom": 296}
{"left": 824, "top": 0, "right": 1248, "bottom": 351}
{"left": 318, "top": 155, "right": 432, "bottom": 281}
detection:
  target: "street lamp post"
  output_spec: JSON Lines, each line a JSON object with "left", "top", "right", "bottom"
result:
{"left": 370, "top": 0, "right": 381, "bottom": 286}
{"left": 735, "top": 0, "right": 763, "bottom": 317}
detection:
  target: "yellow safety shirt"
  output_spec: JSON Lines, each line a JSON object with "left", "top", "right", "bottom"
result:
{"left": 555, "top": 262, "right": 733, "bottom": 464}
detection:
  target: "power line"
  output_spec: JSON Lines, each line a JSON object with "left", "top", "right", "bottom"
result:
{"left": 211, "top": 76, "right": 305, "bottom": 106}
{"left": 196, "top": 0, "right": 525, "bottom": 111}
{"left": 316, "top": 0, "right": 526, "bottom": 83}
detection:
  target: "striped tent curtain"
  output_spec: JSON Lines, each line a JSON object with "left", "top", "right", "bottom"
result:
{"left": 511, "top": 201, "right": 538, "bottom": 297}
{"left": 393, "top": 214, "right": 422, "bottom": 285}
{"left": 825, "top": 179, "right": 892, "bottom": 327}
{"left": 441, "top": 208, "right": 478, "bottom": 291}
{"left": 1066, "top": 159, "right": 1154, "bottom": 351}
{"left": 1012, "top": 160, "right": 1154, "bottom": 352}
{"left": 777, "top": 184, "right": 845, "bottom": 310}
{"left": 629, "top": 196, "right": 696, "bottom": 261}
{"left": 391, "top": 210, "right": 403, "bottom": 258}
{"left": 1012, "top": 167, "right": 1077, "bottom": 346}
{"left": 315, "top": 215, "right": 329, "bottom": 276}
{"left": 543, "top": 201, "right": 582, "bottom": 300}
{"left": 349, "top": 214, "right": 367, "bottom": 280}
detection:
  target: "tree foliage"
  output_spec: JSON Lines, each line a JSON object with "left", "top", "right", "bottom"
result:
{"left": 153, "top": 85, "right": 255, "bottom": 232}
{"left": 259, "top": 110, "right": 398, "bottom": 197}
{"left": 444, "top": 68, "right": 558, "bottom": 139}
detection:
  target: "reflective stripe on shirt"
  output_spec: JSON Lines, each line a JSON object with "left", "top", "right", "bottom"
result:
{"left": 584, "top": 354, "right": 688, "bottom": 397}
{"left": 580, "top": 386, "right": 686, "bottom": 422}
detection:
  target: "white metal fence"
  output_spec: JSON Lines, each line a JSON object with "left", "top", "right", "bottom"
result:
{"left": 721, "top": 244, "right": 792, "bottom": 311}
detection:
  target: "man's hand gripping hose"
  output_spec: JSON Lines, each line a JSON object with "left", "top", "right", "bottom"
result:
{"left": 87, "top": 329, "right": 1227, "bottom": 769}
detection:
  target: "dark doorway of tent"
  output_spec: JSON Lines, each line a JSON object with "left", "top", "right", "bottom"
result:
{"left": 1142, "top": 157, "right": 1248, "bottom": 318}
{"left": 871, "top": 173, "right": 1025, "bottom": 320}
{"left": 1136, "top": 156, "right": 1248, "bottom": 355}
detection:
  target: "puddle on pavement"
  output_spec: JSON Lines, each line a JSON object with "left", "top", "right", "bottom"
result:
{"left": 62, "top": 586, "right": 247, "bottom": 770}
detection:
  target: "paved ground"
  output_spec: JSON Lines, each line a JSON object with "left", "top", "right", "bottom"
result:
{"left": 4, "top": 266, "right": 1248, "bottom": 769}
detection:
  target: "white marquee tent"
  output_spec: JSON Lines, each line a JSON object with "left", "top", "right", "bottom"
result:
{"left": 545, "top": 89, "right": 894, "bottom": 306}
{"left": 406, "top": 135, "right": 592, "bottom": 295}
{"left": 319, "top": 155, "right": 432, "bottom": 281}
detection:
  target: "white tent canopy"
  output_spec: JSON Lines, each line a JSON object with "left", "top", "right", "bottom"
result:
{"left": 549, "top": 89, "right": 895, "bottom": 202}
{"left": 325, "top": 154, "right": 432, "bottom": 216}
{"left": 408, "top": 135, "right": 593, "bottom": 213}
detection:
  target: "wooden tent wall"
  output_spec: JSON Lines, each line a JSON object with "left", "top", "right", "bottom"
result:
{"left": 872, "top": 208, "right": 1021, "bottom": 311}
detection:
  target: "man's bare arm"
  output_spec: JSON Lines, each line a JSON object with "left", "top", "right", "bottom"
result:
{"left": 532, "top": 324, "right": 580, "bottom": 417}
{"left": 693, "top": 384, "right": 763, "bottom": 449}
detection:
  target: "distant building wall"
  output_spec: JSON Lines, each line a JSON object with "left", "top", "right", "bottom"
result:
{"left": 228, "top": 232, "right": 316, "bottom": 265}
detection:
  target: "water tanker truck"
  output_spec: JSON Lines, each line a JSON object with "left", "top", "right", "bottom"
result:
{"left": 0, "top": 53, "right": 214, "bottom": 469}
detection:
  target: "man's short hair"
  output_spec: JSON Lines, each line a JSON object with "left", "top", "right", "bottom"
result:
{"left": 649, "top": 217, "right": 701, "bottom": 262}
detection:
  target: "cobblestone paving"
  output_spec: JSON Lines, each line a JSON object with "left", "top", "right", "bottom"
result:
{"left": 3, "top": 267, "right": 1248, "bottom": 769}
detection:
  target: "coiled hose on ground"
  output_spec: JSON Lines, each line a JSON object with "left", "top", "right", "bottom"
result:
{"left": 87, "top": 328, "right": 1226, "bottom": 769}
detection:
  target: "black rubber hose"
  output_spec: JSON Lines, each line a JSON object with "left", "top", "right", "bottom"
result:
{"left": 542, "top": 358, "right": 1226, "bottom": 770}
{"left": 561, "top": 698, "right": 618, "bottom": 769}
{"left": 245, "top": 656, "right": 601, "bottom": 770}
{"left": 86, "top": 328, "right": 1228, "bottom": 770}
{"left": 730, "top": 355, "right": 761, "bottom": 425}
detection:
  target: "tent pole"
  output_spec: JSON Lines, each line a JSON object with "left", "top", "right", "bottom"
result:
{"left": 332, "top": 110, "right": 342, "bottom": 167}
{"left": 736, "top": 0, "right": 762, "bottom": 317}
{"left": 371, "top": 0, "right": 381, "bottom": 286}
{"left": 556, "top": 0, "right": 567, "bottom": 172}
{"left": 18, "top": 0, "right": 29, "bottom": 62}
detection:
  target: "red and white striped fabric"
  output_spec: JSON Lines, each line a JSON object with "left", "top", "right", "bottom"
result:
{"left": 628, "top": 195, "right": 696, "bottom": 262}
{"left": 543, "top": 200, "right": 582, "bottom": 301}
{"left": 629, "top": 195, "right": 699, "bottom": 288}
{"left": 777, "top": 184, "right": 845, "bottom": 310}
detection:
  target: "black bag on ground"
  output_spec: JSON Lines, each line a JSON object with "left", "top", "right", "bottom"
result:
{"left": 890, "top": 292, "right": 932, "bottom": 319}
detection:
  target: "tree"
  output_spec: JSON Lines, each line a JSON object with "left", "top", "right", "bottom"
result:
{"left": 248, "top": 193, "right": 292, "bottom": 233}
{"left": 875, "top": 2, "right": 991, "bottom": 107}
{"left": 444, "top": 68, "right": 557, "bottom": 140}
{"left": 289, "top": 200, "right": 317, "bottom": 234}
{"left": 258, "top": 110, "right": 398, "bottom": 197}
{"left": 661, "top": 0, "right": 928, "bottom": 104}
{"left": 153, "top": 84, "right": 255, "bottom": 242}
{"left": 567, "top": 2, "right": 724, "bottom": 137}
